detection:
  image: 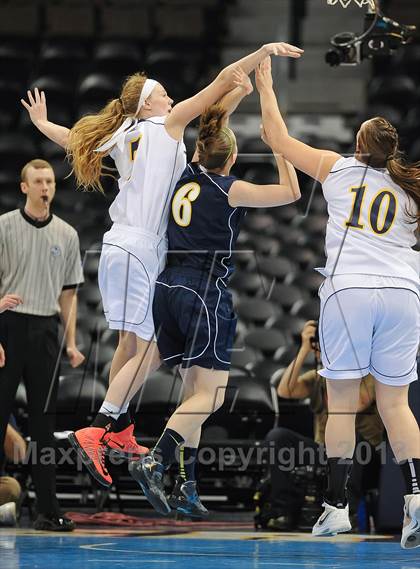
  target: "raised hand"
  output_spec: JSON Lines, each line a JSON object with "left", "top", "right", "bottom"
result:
{"left": 21, "top": 87, "right": 48, "bottom": 126}
{"left": 232, "top": 66, "right": 254, "bottom": 95}
{"left": 0, "top": 294, "right": 23, "bottom": 314}
{"left": 263, "top": 42, "right": 304, "bottom": 58}
{"left": 255, "top": 57, "right": 273, "bottom": 93}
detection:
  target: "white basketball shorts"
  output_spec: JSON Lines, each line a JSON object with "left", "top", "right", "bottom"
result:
{"left": 98, "top": 223, "right": 167, "bottom": 341}
{"left": 318, "top": 274, "right": 420, "bottom": 386}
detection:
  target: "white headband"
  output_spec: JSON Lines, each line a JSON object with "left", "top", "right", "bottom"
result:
{"left": 95, "top": 78, "right": 158, "bottom": 153}
{"left": 135, "top": 79, "right": 158, "bottom": 115}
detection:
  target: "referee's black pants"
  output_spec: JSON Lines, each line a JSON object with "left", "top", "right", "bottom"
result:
{"left": 0, "top": 311, "right": 60, "bottom": 516}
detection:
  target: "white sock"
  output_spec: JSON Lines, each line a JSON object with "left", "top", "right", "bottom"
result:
{"left": 99, "top": 401, "right": 125, "bottom": 421}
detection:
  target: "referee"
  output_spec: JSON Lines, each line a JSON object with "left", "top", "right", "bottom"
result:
{"left": 0, "top": 158, "right": 85, "bottom": 531}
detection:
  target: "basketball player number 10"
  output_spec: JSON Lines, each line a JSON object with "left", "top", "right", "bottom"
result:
{"left": 345, "top": 185, "right": 397, "bottom": 235}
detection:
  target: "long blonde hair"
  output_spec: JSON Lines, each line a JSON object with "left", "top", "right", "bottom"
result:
{"left": 67, "top": 72, "right": 147, "bottom": 193}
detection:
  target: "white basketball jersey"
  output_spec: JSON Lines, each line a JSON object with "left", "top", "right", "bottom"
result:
{"left": 319, "top": 156, "right": 419, "bottom": 284}
{"left": 108, "top": 116, "right": 186, "bottom": 237}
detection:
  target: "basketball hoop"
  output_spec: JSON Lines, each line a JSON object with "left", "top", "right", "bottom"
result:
{"left": 327, "top": 0, "right": 376, "bottom": 8}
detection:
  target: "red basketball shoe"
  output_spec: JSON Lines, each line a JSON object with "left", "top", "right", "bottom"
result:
{"left": 104, "top": 424, "right": 149, "bottom": 460}
{"left": 68, "top": 427, "right": 112, "bottom": 487}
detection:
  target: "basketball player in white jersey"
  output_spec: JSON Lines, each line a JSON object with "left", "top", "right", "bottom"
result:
{"left": 255, "top": 58, "right": 420, "bottom": 548}
{"left": 21, "top": 41, "right": 304, "bottom": 486}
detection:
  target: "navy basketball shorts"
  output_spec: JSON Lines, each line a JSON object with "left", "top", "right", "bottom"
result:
{"left": 153, "top": 267, "right": 238, "bottom": 371}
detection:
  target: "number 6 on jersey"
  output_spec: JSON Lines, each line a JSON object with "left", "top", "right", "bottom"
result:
{"left": 172, "top": 182, "right": 201, "bottom": 227}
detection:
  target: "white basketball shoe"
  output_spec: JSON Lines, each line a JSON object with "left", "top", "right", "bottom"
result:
{"left": 401, "top": 493, "right": 420, "bottom": 549}
{"left": 312, "top": 502, "right": 352, "bottom": 536}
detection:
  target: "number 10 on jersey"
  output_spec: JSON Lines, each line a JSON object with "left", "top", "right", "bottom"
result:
{"left": 345, "top": 185, "right": 398, "bottom": 235}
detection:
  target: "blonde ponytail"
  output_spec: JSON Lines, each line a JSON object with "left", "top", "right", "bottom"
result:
{"left": 67, "top": 72, "right": 147, "bottom": 193}
{"left": 197, "top": 104, "right": 236, "bottom": 171}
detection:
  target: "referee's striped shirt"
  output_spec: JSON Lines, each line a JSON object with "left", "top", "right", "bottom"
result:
{"left": 0, "top": 209, "right": 84, "bottom": 316}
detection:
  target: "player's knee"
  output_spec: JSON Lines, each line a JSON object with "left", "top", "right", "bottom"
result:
{"left": 118, "top": 332, "right": 137, "bottom": 358}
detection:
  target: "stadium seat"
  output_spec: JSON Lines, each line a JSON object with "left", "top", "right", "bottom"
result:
{"left": 256, "top": 256, "right": 297, "bottom": 283}
{"left": 39, "top": 41, "right": 87, "bottom": 77}
{"left": 45, "top": 1, "right": 95, "bottom": 39}
{"left": 29, "top": 76, "right": 75, "bottom": 107}
{"left": 0, "top": 43, "right": 31, "bottom": 83}
{"left": 244, "top": 328, "right": 289, "bottom": 358}
{"left": 131, "top": 368, "right": 182, "bottom": 438}
{"left": 230, "top": 344, "right": 261, "bottom": 369}
{"left": 55, "top": 372, "right": 108, "bottom": 431}
{"left": 205, "top": 367, "right": 279, "bottom": 440}
{"left": 358, "top": 104, "right": 404, "bottom": 130}
{"left": 241, "top": 136, "right": 272, "bottom": 161}
{"left": 269, "top": 283, "right": 308, "bottom": 313}
{"left": 0, "top": 80, "right": 24, "bottom": 130}
{"left": 296, "top": 298, "right": 320, "bottom": 321}
{"left": 250, "top": 359, "right": 286, "bottom": 385}
{"left": 155, "top": 5, "right": 205, "bottom": 41}
{"left": 86, "top": 343, "right": 115, "bottom": 374}
{"left": 99, "top": 2, "right": 152, "bottom": 41}
{"left": 230, "top": 270, "right": 267, "bottom": 297}
{"left": 78, "top": 286, "right": 103, "bottom": 310}
{"left": 272, "top": 204, "right": 300, "bottom": 224}
{"left": 243, "top": 163, "right": 278, "bottom": 184}
{"left": 408, "top": 138, "right": 420, "bottom": 163}
{"left": 281, "top": 246, "right": 317, "bottom": 272}
{"left": 236, "top": 297, "right": 281, "bottom": 326}
{"left": 367, "top": 75, "right": 417, "bottom": 108}
{"left": 275, "top": 224, "right": 308, "bottom": 246}
{"left": 298, "top": 214, "right": 327, "bottom": 237}
{"left": 294, "top": 272, "right": 324, "bottom": 298}
{"left": 83, "top": 255, "right": 100, "bottom": 282}
{"left": 249, "top": 234, "right": 282, "bottom": 257}
{"left": 269, "top": 314, "right": 308, "bottom": 344}
{"left": 78, "top": 73, "right": 120, "bottom": 105}
{"left": 0, "top": 133, "right": 37, "bottom": 171}
{"left": 87, "top": 315, "right": 109, "bottom": 340}
{"left": 92, "top": 41, "right": 142, "bottom": 76}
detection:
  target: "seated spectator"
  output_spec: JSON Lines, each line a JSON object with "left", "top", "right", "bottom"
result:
{"left": 259, "top": 320, "right": 384, "bottom": 531}
{"left": 0, "top": 420, "right": 26, "bottom": 526}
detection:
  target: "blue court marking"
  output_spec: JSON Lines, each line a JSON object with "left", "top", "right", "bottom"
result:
{"left": 0, "top": 532, "right": 419, "bottom": 569}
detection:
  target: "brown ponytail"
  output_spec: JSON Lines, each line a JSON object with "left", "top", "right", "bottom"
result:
{"left": 357, "top": 117, "right": 420, "bottom": 226}
{"left": 67, "top": 72, "right": 148, "bottom": 193}
{"left": 197, "top": 104, "right": 236, "bottom": 171}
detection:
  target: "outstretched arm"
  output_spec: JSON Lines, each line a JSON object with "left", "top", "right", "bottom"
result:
{"left": 165, "top": 42, "right": 303, "bottom": 141}
{"left": 21, "top": 88, "right": 70, "bottom": 149}
{"left": 218, "top": 67, "right": 254, "bottom": 123}
{"left": 191, "top": 68, "right": 253, "bottom": 162}
{"left": 256, "top": 58, "right": 340, "bottom": 183}
{"left": 228, "top": 148, "right": 301, "bottom": 208}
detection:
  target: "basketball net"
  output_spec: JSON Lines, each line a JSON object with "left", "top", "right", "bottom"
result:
{"left": 327, "top": 0, "right": 376, "bottom": 8}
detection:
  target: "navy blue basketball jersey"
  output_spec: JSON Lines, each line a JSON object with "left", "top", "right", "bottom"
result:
{"left": 167, "top": 162, "right": 246, "bottom": 280}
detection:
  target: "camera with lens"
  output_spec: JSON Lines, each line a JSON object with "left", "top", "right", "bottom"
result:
{"left": 325, "top": 10, "right": 417, "bottom": 66}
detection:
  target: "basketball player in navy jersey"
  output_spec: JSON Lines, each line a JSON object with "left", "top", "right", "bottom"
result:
{"left": 128, "top": 81, "right": 301, "bottom": 517}
{"left": 255, "top": 57, "right": 420, "bottom": 548}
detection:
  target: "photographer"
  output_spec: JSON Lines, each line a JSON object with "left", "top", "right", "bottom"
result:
{"left": 260, "top": 320, "right": 384, "bottom": 531}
